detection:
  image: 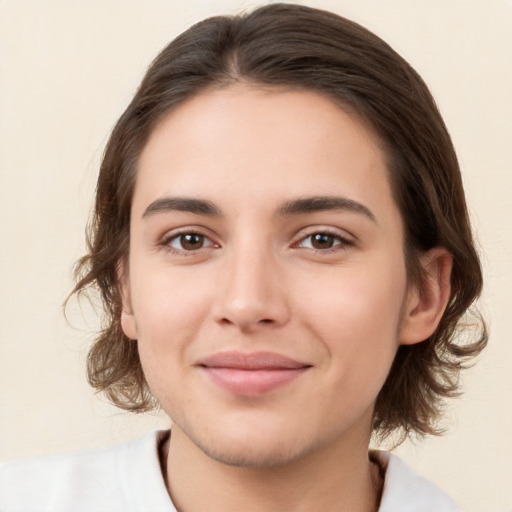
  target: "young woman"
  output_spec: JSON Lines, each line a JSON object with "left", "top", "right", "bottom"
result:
{"left": 0, "top": 4, "right": 486, "bottom": 511}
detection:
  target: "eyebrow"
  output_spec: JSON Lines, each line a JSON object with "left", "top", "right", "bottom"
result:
{"left": 143, "top": 197, "right": 221, "bottom": 218}
{"left": 142, "top": 195, "right": 376, "bottom": 222}
{"left": 277, "top": 196, "right": 376, "bottom": 222}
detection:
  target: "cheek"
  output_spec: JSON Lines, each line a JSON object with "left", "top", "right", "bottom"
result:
{"left": 129, "top": 268, "right": 215, "bottom": 408}
{"left": 296, "top": 259, "right": 407, "bottom": 373}
{"left": 129, "top": 263, "right": 215, "bottom": 355}
{"left": 299, "top": 257, "right": 406, "bottom": 325}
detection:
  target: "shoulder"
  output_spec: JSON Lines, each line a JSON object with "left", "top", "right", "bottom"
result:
{"left": 373, "top": 451, "right": 461, "bottom": 512}
{"left": 0, "top": 429, "right": 174, "bottom": 512}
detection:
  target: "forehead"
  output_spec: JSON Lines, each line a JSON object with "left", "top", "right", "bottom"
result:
{"left": 134, "top": 85, "right": 399, "bottom": 224}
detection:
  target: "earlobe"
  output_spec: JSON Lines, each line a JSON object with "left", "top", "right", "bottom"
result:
{"left": 117, "top": 261, "right": 138, "bottom": 340}
{"left": 399, "top": 248, "right": 453, "bottom": 346}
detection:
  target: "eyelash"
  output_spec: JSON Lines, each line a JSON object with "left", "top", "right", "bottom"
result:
{"left": 160, "top": 229, "right": 218, "bottom": 256}
{"left": 293, "top": 229, "right": 354, "bottom": 254}
{"left": 159, "top": 228, "right": 354, "bottom": 256}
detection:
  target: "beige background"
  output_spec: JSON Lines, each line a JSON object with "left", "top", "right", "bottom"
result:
{"left": 0, "top": 0, "right": 510, "bottom": 510}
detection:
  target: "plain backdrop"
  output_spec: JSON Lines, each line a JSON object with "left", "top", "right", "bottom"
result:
{"left": 0, "top": 1, "right": 511, "bottom": 510}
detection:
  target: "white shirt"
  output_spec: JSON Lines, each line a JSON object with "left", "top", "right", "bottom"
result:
{"left": 0, "top": 430, "right": 459, "bottom": 511}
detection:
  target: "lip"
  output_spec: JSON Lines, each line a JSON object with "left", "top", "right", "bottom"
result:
{"left": 196, "top": 351, "right": 312, "bottom": 396}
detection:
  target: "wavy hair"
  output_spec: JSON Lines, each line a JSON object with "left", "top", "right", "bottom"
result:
{"left": 72, "top": 3, "right": 487, "bottom": 441}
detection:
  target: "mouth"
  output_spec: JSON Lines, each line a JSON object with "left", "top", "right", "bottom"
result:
{"left": 196, "top": 351, "right": 312, "bottom": 396}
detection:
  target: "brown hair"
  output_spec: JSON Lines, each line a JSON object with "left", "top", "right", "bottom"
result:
{"left": 72, "top": 3, "right": 487, "bottom": 441}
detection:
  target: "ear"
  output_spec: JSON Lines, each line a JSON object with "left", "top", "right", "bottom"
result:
{"left": 117, "top": 260, "right": 138, "bottom": 340}
{"left": 399, "top": 247, "right": 453, "bottom": 346}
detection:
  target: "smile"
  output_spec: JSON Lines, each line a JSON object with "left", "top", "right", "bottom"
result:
{"left": 196, "top": 351, "right": 312, "bottom": 396}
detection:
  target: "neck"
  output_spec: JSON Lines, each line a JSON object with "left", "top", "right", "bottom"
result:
{"left": 161, "top": 426, "right": 383, "bottom": 512}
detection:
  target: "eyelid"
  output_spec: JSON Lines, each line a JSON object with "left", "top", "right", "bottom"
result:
{"left": 159, "top": 226, "right": 220, "bottom": 254}
{"left": 294, "top": 225, "right": 355, "bottom": 242}
{"left": 292, "top": 226, "right": 356, "bottom": 251}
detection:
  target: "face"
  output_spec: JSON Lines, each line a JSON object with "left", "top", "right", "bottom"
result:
{"left": 121, "top": 85, "right": 420, "bottom": 467}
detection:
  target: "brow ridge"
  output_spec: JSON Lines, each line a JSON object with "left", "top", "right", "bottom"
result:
{"left": 143, "top": 197, "right": 221, "bottom": 218}
{"left": 142, "top": 195, "right": 376, "bottom": 222}
{"left": 277, "top": 196, "right": 376, "bottom": 222}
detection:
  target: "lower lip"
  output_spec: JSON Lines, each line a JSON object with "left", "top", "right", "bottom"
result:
{"left": 201, "top": 367, "right": 309, "bottom": 396}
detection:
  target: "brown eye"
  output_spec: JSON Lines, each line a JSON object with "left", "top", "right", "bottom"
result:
{"left": 297, "top": 232, "right": 350, "bottom": 251}
{"left": 310, "top": 233, "right": 336, "bottom": 249}
{"left": 169, "top": 233, "right": 213, "bottom": 251}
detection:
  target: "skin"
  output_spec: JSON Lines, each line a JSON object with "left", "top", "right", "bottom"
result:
{"left": 120, "top": 85, "right": 451, "bottom": 512}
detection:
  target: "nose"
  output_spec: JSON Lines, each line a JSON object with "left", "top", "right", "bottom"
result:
{"left": 212, "top": 245, "right": 291, "bottom": 331}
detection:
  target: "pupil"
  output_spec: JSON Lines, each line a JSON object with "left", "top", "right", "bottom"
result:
{"left": 182, "top": 234, "right": 203, "bottom": 250}
{"left": 312, "top": 233, "right": 334, "bottom": 249}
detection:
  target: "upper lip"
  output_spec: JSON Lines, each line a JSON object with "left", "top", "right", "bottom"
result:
{"left": 196, "top": 351, "right": 311, "bottom": 370}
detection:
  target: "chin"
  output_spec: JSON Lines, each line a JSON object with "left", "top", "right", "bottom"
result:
{"left": 171, "top": 418, "right": 315, "bottom": 469}
{"left": 196, "top": 437, "right": 312, "bottom": 469}
{"left": 179, "top": 416, "right": 324, "bottom": 469}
